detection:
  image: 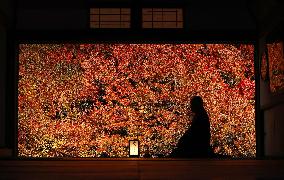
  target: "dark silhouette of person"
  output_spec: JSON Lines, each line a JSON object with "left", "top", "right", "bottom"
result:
{"left": 170, "top": 96, "right": 212, "bottom": 158}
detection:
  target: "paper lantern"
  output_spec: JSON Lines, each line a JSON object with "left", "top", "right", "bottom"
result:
{"left": 129, "top": 139, "right": 139, "bottom": 157}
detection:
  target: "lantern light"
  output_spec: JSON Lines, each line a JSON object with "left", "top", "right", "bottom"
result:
{"left": 129, "top": 139, "right": 139, "bottom": 157}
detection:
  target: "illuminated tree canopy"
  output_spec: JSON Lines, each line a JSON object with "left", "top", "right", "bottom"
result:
{"left": 18, "top": 44, "right": 255, "bottom": 158}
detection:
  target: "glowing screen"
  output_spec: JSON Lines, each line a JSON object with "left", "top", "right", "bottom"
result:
{"left": 18, "top": 44, "right": 255, "bottom": 157}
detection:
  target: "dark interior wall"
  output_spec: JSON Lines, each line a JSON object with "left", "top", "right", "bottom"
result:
{"left": 0, "top": 28, "right": 6, "bottom": 148}
{"left": 15, "top": 0, "right": 90, "bottom": 30}
{"left": 16, "top": 8, "right": 88, "bottom": 30}
{"left": 15, "top": 0, "right": 256, "bottom": 30}
{"left": 264, "top": 104, "right": 284, "bottom": 157}
{"left": 259, "top": 35, "right": 284, "bottom": 157}
{"left": 188, "top": 0, "right": 256, "bottom": 30}
{"left": 0, "top": 0, "right": 13, "bottom": 148}
{"left": 257, "top": 0, "right": 284, "bottom": 158}
{"left": 254, "top": 0, "right": 284, "bottom": 35}
{"left": 15, "top": 0, "right": 88, "bottom": 30}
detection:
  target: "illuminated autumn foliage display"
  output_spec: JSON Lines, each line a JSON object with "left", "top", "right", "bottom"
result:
{"left": 18, "top": 44, "right": 256, "bottom": 158}
{"left": 267, "top": 42, "right": 284, "bottom": 93}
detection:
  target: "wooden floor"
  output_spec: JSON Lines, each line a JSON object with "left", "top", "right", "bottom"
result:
{"left": 1, "top": 159, "right": 284, "bottom": 179}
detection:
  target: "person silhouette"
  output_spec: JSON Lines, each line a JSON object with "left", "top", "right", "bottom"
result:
{"left": 170, "top": 96, "right": 212, "bottom": 158}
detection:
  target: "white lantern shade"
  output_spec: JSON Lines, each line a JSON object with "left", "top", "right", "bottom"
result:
{"left": 129, "top": 140, "right": 139, "bottom": 157}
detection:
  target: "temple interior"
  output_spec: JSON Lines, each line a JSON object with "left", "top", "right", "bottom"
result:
{"left": 1, "top": 0, "right": 284, "bottom": 179}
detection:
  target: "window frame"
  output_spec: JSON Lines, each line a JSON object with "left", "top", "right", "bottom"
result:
{"left": 142, "top": 8, "right": 184, "bottom": 29}
{"left": 89, "top": 7, "right": 131, "bottom": 29}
